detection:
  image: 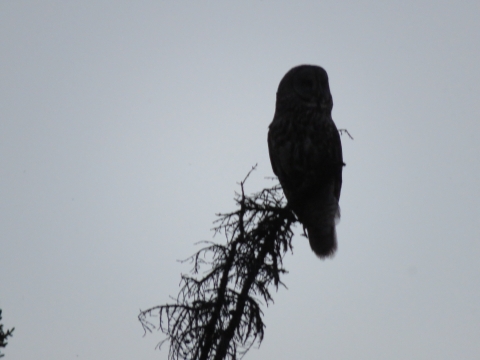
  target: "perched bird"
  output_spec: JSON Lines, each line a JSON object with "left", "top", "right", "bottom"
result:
{"left": 268, "top": 65, "right": 344, "bottom": 258}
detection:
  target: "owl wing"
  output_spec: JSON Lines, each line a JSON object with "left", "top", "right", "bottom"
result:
{"left": 268, "top": 114, "right": 343, "bottom": 201}
{"left": 267, "top": 117, "right": 306, "bottom": 199}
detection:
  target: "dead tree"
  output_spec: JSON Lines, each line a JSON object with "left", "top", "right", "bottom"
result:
{"left": 139, "top": 168, "right": 297, "bottom": 359}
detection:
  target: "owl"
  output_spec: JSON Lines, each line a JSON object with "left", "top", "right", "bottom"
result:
{"left": 268, "top": 65, "right": 344, "bottom": 258}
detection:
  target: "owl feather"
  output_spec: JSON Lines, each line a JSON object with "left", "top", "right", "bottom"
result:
{"left": 268, "top": 65, "right": 344, "bottom": 258}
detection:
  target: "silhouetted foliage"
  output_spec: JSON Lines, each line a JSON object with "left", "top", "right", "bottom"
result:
{"left": 139, "top": 167, "right": 297, "bottom": 360}
{"left": 0, "top": 309, "right": 14, "bottom": 358}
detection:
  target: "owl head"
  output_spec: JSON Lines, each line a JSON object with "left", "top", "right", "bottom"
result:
{"left": 276, "top": 65, "right": 333, "bottom": 112}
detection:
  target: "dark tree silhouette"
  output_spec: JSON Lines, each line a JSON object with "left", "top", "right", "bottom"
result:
{"left": 139, "top": 167, "right": 297, "bottom": 360}
{"left": 0, "top": 309, "right": 14, "bottom": 358}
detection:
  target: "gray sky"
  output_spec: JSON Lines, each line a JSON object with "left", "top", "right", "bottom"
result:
{"left": 1, "top": 1, "right": 480, "bottom": 359}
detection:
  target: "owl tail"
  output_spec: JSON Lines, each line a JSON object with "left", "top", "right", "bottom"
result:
{"left": 301, "top": 193, "right": 340, "bottom": 258}
{"left": 306, "top": 224, "right": 337, "bottom": 258}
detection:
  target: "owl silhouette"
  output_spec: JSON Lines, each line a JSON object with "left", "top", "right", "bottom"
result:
{"left": 268, "top": 65, "right": 344, "bottom": 258}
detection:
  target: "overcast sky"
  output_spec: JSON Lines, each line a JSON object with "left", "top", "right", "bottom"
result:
{"left": 1, "top": 1, "right": 480, "bottom": 359}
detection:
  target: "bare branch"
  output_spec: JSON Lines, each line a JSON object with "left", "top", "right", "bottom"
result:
{"left": 338, "top": 128, "right": 354, "bottom": 140}
{"left": 139, "top": 172, "right": 297, "bottom": 360}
